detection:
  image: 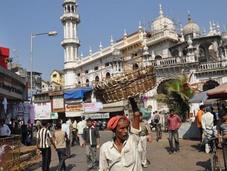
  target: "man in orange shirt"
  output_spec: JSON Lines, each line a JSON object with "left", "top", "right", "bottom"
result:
{"left": 197, "top": 105, "right": 205, "bottom": 143}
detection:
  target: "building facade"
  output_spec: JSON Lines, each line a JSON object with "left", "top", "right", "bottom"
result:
{"left": 61, "top": 2, "right": 227, "bottom": 114}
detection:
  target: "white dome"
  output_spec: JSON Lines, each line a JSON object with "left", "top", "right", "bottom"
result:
{"left": 151, "top": 4, "right": 175, "bottom": 32}
{"left": 183, "top": 17, "right": 200, "bottom": 35}
{"left": 152, "top": 16, "right": 175, "bottom": 31}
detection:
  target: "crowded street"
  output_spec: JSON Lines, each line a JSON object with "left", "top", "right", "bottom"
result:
{"left": 27, "top": 130, "right": 224, "bottom": 171}
{"left": 1, "top": 1, "right": 227, "bottom": 171}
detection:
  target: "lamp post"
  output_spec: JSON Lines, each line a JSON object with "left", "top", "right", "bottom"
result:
{"left": 30, "top": 31, "right": 57, "bottom": 104}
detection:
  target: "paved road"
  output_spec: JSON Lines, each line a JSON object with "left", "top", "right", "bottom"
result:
{"left": 29, "top": 130, "right": 224, "bottom": 171}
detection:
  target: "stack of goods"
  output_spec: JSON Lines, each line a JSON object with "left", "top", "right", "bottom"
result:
{"left": 0, "top": 135, "right": 40, "bottom": 171}
{"left": 94, "top": 65, "right": 156, "bottom": 103}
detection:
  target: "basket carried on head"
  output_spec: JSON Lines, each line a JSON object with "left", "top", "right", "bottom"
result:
{"left": 94, "top": 65, "right": 156, "bottom": 103}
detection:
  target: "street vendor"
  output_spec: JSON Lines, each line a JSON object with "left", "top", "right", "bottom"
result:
{"left": 99, "top": 111, "right": 142, "bottom": 171}
{"left": 0, "top": 118, "right": 11, "bottom": 137}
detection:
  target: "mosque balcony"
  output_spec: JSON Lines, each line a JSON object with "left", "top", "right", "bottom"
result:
{"left": 61, "top": 38, "right": 80, "bottom": 46}
{"left": 146, "top": 30, "right": 178, "bottom": 46}
{"left": 149, "top": 56, "right": 197, "bottom": 68}
{"left": 150, "top": 57, "right": 179, "bottom": 67}
{"left": 197, "top": 61, "right": 227, "bottom": 72}
{"left": 60, "top": 13, "right": 80, "bottom": 23}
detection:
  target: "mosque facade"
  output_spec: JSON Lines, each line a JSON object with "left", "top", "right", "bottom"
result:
{"left": 61, "top": 0, "right": 227, "bottom": 112}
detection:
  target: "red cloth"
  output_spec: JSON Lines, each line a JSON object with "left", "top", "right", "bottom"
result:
{"left": 107, "top": 115, "right": 129, "bottom": 130}
{"left": 167, "top": 114, "right": 181, "bottom": 131}
{"left": 0, "top": 47, "right": 9, "bottom": 69}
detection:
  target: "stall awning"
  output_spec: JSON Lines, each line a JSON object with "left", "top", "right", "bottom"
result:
{"left": 64, "top": 87, "right": 92, "bottom": 100}
{"left": 189, "top": 91, "right": 208, "bottom": 103}
{"left": 207, "top": 83, "right": 227, "bottom": 99}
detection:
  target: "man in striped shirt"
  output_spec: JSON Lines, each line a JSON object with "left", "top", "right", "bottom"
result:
{"left": 36, "top": 121, "right": 56, "bottom": 171}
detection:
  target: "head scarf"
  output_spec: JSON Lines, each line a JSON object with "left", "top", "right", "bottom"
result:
{"left": 107, "top": 115, "right": 129, "bottom": 131}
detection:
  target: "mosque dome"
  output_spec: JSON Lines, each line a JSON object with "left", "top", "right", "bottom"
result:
{"left": 183, "top": 15, "right": 200, "bottom": 36}
{"left": 151, "top": 5, "right": 175, "bottom": 32}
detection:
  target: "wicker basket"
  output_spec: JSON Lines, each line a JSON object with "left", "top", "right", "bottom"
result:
{"left": 94, "top": 65, "right": 156, "bottom": 103}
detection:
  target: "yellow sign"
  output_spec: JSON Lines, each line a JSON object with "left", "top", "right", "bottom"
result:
{"left": 65, "top": 103, "right": 83, "bottom": 112}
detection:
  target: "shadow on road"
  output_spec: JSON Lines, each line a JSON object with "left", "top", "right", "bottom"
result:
{"left": 196, "top": 159, "right": 210, "bottom": 171}
{"left": 191, "top": 143, "right": 202, "bottom": 151}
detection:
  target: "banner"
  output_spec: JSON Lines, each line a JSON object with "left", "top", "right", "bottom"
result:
{"left": 52, "top": 96, "right": 64, "bottom": 112}
{"left": 85, "top": 113, "right": 109, "bottom": 119}
{"left": 83, "top": 102, "right": 103, "bottom": 113}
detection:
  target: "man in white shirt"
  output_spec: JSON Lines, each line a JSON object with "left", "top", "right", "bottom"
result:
{"left": 77, "top": 116, "right": 87, "bottom": 147}
{"left": 72, "top": 119, "right": 78, "bottom": 146}
{"left": 99, "top": 111, "right": 143, "bottom": 171}
{"left": 0, "top": 119, "right": 11, "bottom": 136}
{"left": 61, "top": 118, "right": 71, "bottom": 157}
{"left": 201, "top": 107, "right": 215, "bottom": 153}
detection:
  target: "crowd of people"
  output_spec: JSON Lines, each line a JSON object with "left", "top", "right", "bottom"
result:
{"left": 33, "top": 108, "right": 184, "bottom": 171}
{"left": 196, "top": 104, "right": 227, "bottom": 169}
{"left": 3, "top": 103, "right": 227, "bottom": 170}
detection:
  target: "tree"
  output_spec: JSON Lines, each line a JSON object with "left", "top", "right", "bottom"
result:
{"left": 156, "top": 74, "right": 194, "bottom": 121}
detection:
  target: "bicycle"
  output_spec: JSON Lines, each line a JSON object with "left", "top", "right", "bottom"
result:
{"left": 207, "top": 136, "right": 221, "bottom": 171}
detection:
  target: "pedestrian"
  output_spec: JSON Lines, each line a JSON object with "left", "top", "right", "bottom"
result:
{"left": 99, "top": 111, "right": 143, "bottom": 171}
{"left": 153, "top": 111, "right": 162, "bottom": 141}
{"left": 219, "top": 113, "right": 227, "bottom": 170}
{"left": 77, "top": 116, "right": 87, "bottom": 146}
{"left": 53, "top": 122, "right": 68, "bottom": 171}
{"left": 72, "top": 119, "right": 78, "bottom": 146}
{"left": 196, "top": 105, "right": 205, "bottom": 143}
{"left": 21, "top": 120, "right": 28, "bottom": 145}
{"left": 61, "top": 118, "right": 71, "bottom": 157}
{"left": 83, "top": 118, "right": 100, "bottom": 170}
{"left": 0, "top": 118, "right": 11, "bottom": 137}
{"left": 167, "top": 109, "right": 181, "bottom": 154}
{"left": 139, "top": 112, "right": 152, "bottom": 168}
{"left": 201, "top": 107, "right": 215, "bottom": 153}
{"left": 36, "top": 121, "right": 56, "bottom": 171}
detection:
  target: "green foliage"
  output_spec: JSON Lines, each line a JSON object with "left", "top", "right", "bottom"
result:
{"left": 156, "top": 74, "right": 194, "bottom": 120}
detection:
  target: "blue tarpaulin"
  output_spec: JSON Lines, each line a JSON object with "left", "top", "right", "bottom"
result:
{"left": 64, "top": 87, "right": 92, "bottom": 100}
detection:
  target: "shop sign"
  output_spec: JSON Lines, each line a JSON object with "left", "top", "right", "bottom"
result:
{"left": 34, "top": 102, "right": 52, "bottom": 120}
{"left": 84, "top": 102, "right": 103, "bottom": 113}
{"left": 85, "top": 113, "right": 110, "bottom": 119}
{"left": 52, "top": 96, "right": 64, "bottom": 112}
{"left": 51, "top": 112, "right": 58, "bottom": 119}
{"left": 65, "top": 103, "right": 83, "bottom": 112}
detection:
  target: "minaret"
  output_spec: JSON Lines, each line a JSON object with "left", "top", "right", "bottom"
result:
{"left": 61, "top": 0, "right": 80, "bottom": 89}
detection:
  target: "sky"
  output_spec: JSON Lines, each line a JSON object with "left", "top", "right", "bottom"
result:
{"left": 0, "top": 0, "right": 226, "bottom": 80}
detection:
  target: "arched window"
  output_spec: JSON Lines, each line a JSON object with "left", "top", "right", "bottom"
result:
{"left": 155, "top": 55, "right": 162, "bottom": 60}
{"left": 199, "top": 46, "right": 207, "bottom": 63}
{"left": 95, "top": 76, "right": 99, "bottom": 82}
{"left": 133, "top": 63, "right": 139, "bottom": 70}
{"left": 106, "top": 72, "right": 111, "bottom": 79}
{"left": 172, "top": 50, "right": 179, "bottom": 57}
{"left": 86, "top": 79, "right": 89, "bottom": 87}
{"left": 71, "top": 6, "right": 74, "bottom": 13}
{"left": 183, "top": 48, "right": 187, "bottom": 56}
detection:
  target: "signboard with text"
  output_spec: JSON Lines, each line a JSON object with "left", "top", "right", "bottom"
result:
{"left": 83, "top": 102, "right": 103, "bottom": 113}
{"left": 85, "top": 113, "right": 110, "bottom": 119}
{"left": 34, "top": 102, "right": 52, "bottom": 120}
{"left": 52, "top": 96, "right": 64, "bottom": 112}
{"left": 65, "top": 103, "right": 83, "bottom": 112}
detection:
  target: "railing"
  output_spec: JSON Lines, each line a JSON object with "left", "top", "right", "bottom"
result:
{"left": 159, "top": 57, "right": 177, "bottom": 66}
{"left": 198, "top": 61, "right": 224, "bottom": 71}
